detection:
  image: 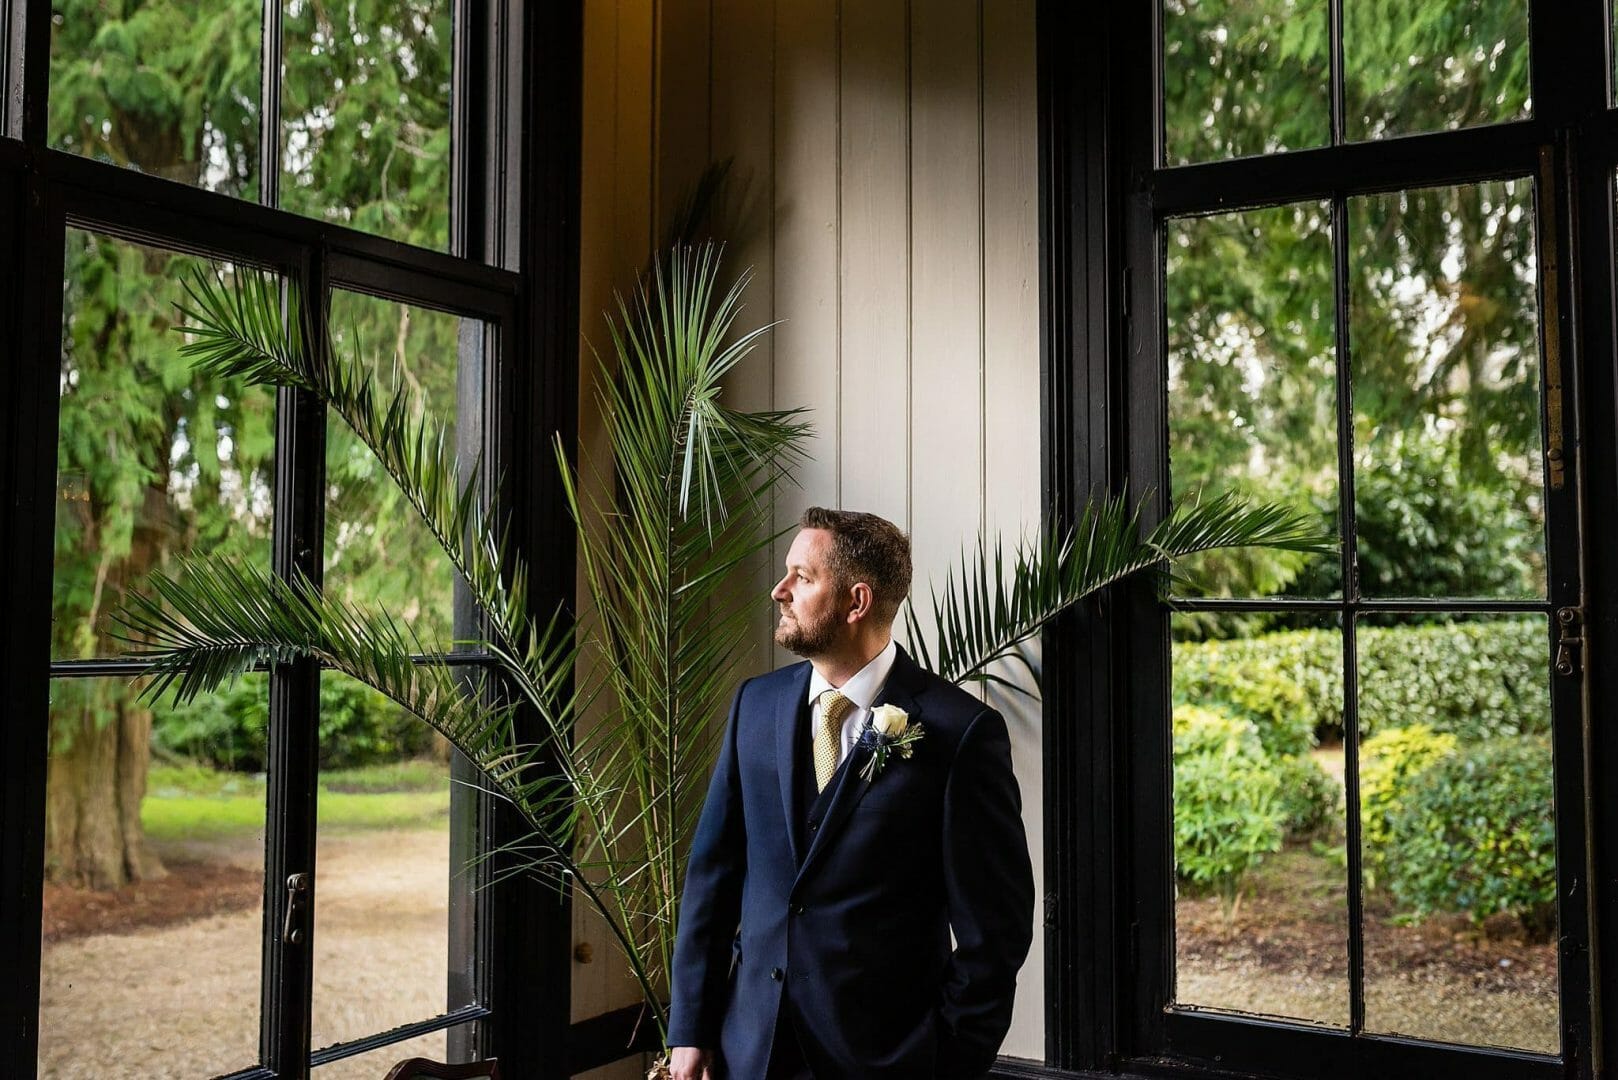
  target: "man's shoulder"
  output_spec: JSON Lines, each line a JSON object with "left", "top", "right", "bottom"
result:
{"left": 892, "top": 649, "right": 997, "bottom": 727}
{"left": 736, "top": 659, "right": 812, "bottom": 702}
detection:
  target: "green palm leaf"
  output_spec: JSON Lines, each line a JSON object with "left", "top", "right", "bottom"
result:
{"left": 904, "top": 489, "right": 1335, "bottom": 689}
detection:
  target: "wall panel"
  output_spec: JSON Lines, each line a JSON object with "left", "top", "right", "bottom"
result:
{"left": 577, "top": 0, "right": 1045, "bottom": 1065}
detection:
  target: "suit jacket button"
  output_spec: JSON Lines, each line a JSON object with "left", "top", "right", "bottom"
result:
{"left": 770, "top": 967, "right": 784, "bottom": 981}
{"left": 791, "top": 904, "right": 805, "bottom": 916}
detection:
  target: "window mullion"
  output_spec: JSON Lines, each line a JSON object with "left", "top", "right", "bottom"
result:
{"left": 262, "top": 254, "right": 327, "bottom": 1080}
{"left": 1332, "top": 189, "right": 1367, "bottom": 1034}
{"left": 259, "top": 0, "right": 283, "bottom": 209}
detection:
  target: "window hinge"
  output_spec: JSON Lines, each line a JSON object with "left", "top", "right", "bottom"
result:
{"left": 1555, "top": 606, "right": 1584, "bottom": 678}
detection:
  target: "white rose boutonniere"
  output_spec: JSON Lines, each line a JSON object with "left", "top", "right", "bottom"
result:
{"left": 858, "top": 704, "right": 924, "bottom": 782}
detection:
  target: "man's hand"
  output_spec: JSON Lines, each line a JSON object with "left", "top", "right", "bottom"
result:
{"left": 668, "top": 1046, "right": 714, "bottom": 1080}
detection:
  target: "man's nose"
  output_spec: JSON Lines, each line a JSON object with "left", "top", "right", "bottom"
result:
{"left": 770, "top": 577, "right": 790, "bottom": 601}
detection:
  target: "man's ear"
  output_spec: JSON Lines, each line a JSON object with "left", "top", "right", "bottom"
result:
{"left": 846, "top": 582, "right": 875, "bottom": 623}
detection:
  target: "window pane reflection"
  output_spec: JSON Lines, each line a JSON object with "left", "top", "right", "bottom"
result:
{"left": 310, "top": 672, "right": 465, "bottom": 1052}
{"left": 1161, "top": 0, "right": 1331, "bottom": 166}
{"left": 281, "top": 0, "right": 453, "bottom": 249}
{"left": 48, "top": 0, "right": 262, "bottom": 196}
{"left": 1170, "top": 614, "right": 1348, "bottom": 1027}
{"left": 38, "top": 676, "right": 268, "bottom": 1078}
{"left": 1344, "top": 0, "right": 1531, "bottom": 142}
{"left": 56, "top": 231, "right": 275, "bottom": 660}
{"left": 1349, "top": 180, "right": 1545, "bottom": 600}
{"left": 1166, "top": 202, "right": 1340, "bottom": 598}
{"left": 323, "top": 289, "right": 474, "bottom": 652}
{"left": 1358, "top": 614, "right": 1558, "bottom": 1053}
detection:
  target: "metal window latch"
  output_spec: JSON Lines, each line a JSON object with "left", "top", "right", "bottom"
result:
{"left": 282, "top": 872, "right": 311, "bottom": 945}
{"left": 1556, "top": 607, "right": 1584, "bottom": 678}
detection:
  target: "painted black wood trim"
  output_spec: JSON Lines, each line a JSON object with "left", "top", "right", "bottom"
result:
{"left": 44, "top": 151, "right": 519, "bottom": 298}
{"left": 48, "top": 653, "right": 502, "bottom": 680}
{"left": 1158, "top": 1009, "right": 1561, "bottom": 1080}
{"left": 1152, "top": 121, "right": 1543, "bottom": 218}
{"left": 1573, "top": 127, "right": 1618, "bottom": 1080}
{"left": 327, "top": 250, "right": 517, "bottom": 323}
{"left": 16, "top": 0, "right": 43, "bottom": 147}
{"left": 565, "top": 1004, "right": 663, "bottom": 1075}
{"left": 2, "top": 0, "right": 19, "bottom": 139}
{"left": 308, "top": 1005, "right": 491, "bottom": 1067}
{"left": 0, "top": 164, "right": 65, "bottom": 1080}
{"left": 478, "top": 1, "right": 582, "bottom": 1077}
{"left": 1036, "top": 0, "right": 1132, "bottom": 1069}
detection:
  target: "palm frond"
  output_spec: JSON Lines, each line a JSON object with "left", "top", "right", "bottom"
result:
{"left": 906, "top": 489, "right": 1335, "bottom": 689}
{"left": 175, "top": 269, "right": 532, "bottom": 663}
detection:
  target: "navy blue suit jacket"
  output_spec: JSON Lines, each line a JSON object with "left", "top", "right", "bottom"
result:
{"left": 667, "top": 646, "right": 1035, "bottom": 1078}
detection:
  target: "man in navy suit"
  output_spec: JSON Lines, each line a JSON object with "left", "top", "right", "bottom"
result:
{"left": 667, "top": 508, "right": 1035, "bottom": 1079}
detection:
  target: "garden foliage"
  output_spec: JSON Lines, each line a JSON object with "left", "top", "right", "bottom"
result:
{"left": 1171, "top": 705, "right": 1285, "bottom": 901}
{"left": 1174, "top": 618, "right": 1548, "bottom": 749}
{"left": 155, "top": 676, "right": 439, "bottom": 771}
{"left": 1372, "top": 733, "right": 1557, "bottom": 936}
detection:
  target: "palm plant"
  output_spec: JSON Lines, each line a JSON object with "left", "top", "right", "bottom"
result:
{"left": 119, "top": 241, "right": 1331, "bottom": 1056}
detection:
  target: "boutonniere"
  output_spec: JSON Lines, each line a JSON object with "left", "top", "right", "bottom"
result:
{"left": 858, "top": 704, "right": 925, "bottom": 782}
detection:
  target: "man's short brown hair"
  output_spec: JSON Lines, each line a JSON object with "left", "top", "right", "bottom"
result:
{"left": 799, "top": 507, "right": 913, "bottom": 623}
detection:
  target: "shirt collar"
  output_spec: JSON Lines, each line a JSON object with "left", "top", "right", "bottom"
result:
{"left": 807, "top": 637, "right": 899, "bottom": 711}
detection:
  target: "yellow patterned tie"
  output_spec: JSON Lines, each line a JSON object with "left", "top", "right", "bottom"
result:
{"left": 814, "top": 690, "right": 855, "bottom": 792}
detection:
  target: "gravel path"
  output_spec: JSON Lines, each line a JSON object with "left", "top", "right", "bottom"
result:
{"left": 39, "top": 829, "right": 452, "bottom": 1079}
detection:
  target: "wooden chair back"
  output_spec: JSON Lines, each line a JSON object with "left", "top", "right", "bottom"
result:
{"left": 380, "top": 1057, "right": 501, "bottom": 1080}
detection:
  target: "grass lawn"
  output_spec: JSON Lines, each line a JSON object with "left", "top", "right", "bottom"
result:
{"left": 142, "top": 759, "right": 452, "bottom": 842}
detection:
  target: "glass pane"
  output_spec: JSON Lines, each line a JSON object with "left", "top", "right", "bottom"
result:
{"left": 56, "top": 231, "right": 276, "bottom": 660}
{"left": 1349, "top": 180, "right": 1545, "bottom": 600}
{"left": 1357, "top": 614, "right": 1558, "bottom": 1053}
{"left": 1166, "top": 202, "right": 1340, "bottom": 598}
{"left": 48, "top": 0, "right": 261, "bottom": 196}
{"left": 281, "top": 0, "right": 453, "bottom": 249}
{"left": 311, "top": 671, "right": 469, "bottom": 1051}
{"left": 39, "top": 675, "right": 268, "bottom": 1076}
{"left": 1171, "top": 614, "right": 1348, "bottom": 1026}
{"left": 1162, "top": 0, "right": 1330, "bottom": 166}
{"left": 1344, "top": 0, "right": 1531, "bottom": 142}
{"left": 324, "top": 289, "right": 475, "bottom": 652}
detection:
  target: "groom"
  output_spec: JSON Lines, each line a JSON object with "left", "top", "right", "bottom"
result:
{"left": 668, "top": 508, "right": 1034, "bottom": 1079}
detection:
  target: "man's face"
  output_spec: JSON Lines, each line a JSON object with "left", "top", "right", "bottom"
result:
{"left": 771, "top": 528, "right": 846, "bottom": 657}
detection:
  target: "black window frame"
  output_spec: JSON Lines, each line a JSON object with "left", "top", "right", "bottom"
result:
{"left": 1039, "top": 1, "right": 1618, "bottom": 1078}
{"left": 0, "top": 1, "right": 582, "bottom": 1077}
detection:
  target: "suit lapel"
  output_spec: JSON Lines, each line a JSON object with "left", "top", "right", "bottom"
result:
{"left": 796, "top": 647, "right": 924, "bottom": 883}
{"left": 776, "top": 661, "right": 812, "bottom": 869}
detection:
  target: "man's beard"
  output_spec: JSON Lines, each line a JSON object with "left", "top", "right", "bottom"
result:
{"left": 774, "top": 606, "right": 839, "bottom": 658}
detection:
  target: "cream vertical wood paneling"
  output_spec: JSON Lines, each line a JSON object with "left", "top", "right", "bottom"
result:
{"left": 907, "top": 0, "right": 984, "bottom": 660}
{"left": 770, "top": 0, "right": 842, "bottom": 666}
{"left": 837, "top": 0, "right": 910, "bottom": 526}
{"left": 654, "top": 0, "right": 712, "bottom": 241}
{"left": 712, "top": 0, "right": 779, "bottom": 666}
{"left": 573, "top": 0, "right": 659, "bottom": 1053}
{"left": 981, "top": 0, "right": 1044, "bottom": 1059}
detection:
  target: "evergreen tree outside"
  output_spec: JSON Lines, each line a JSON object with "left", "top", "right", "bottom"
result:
{"left": 47, "top": 0, "right": 454, "bottom": 889}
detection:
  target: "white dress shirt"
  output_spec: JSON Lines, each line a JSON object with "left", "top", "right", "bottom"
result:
{"left": 806, "top": 637, "right": 899, "bottom": 765}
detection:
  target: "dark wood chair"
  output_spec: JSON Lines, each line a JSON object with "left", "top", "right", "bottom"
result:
{"left": 381, "top": 1058, "right": 501, "bottom": 1080}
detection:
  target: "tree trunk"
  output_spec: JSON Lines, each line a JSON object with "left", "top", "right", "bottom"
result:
{"left": 45, "top": 687, "right": 165, "bottom": 889}
{"left": 46, "top": 484, "right": 170, "bottom": 889}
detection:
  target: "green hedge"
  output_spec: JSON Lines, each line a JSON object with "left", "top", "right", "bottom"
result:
{"left": 1374, "top": 733, "right": 1557, "bottom": 936}
{"left": 1172, "top": 705, "right": 1285, "bottom": 899}
{"left": 1173, "top": 618, "right": 1548, "bottom": 749}
{"left": 155, "top": 676, "right": 438, "bottom": 771}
